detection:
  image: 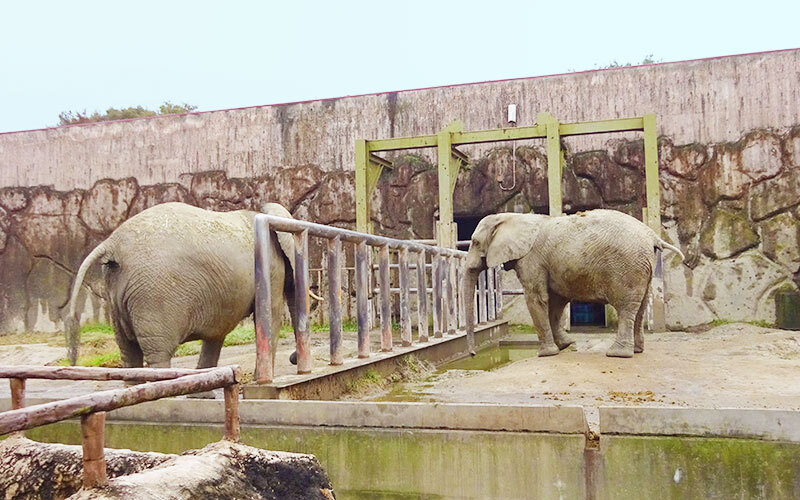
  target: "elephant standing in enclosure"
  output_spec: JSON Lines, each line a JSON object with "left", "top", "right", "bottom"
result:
{"left": 65, "top": 202, "right": 298, "bottom": 369}
{"left": 463, "top": 209, "right": 684, "bottom": 358}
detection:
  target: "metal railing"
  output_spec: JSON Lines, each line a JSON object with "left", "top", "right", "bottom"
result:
{"left": 0, "top": 365, "right": 241, "bottom": 488}
{"left": 252, "top": 215, "right": 503, "bottom": 383}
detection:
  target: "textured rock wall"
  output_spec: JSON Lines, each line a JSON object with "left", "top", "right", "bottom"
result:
{"left": 1, "top": 49, "right": 799, "bottom": 333}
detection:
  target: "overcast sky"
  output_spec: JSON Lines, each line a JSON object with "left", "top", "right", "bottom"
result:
{"left": 1, "top": 0, "right": 798, "bottom": 133}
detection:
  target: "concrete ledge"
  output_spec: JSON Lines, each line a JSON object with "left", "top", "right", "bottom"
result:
{"left": 243, "top": 320, "right": 508, "bottom": 400}
{"left": 600, "top": 406, "right": 800, "bottom": 443}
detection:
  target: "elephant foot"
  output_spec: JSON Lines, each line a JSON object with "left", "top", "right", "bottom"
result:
{"left": 606, "top": 341, "right": 634, "bottom": 358}
{"left": 538, "top": 343, "right": 560, "bottom": 357}
{"left": 634, "top": 344, "right": 644, "bottom": 354}
{"left": 555, "top": 334, "right": 575, "bottom": 350}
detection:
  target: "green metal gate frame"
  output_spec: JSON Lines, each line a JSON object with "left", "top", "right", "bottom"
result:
{"left": 355, "top": 112, "right": 661, "bottom": 248}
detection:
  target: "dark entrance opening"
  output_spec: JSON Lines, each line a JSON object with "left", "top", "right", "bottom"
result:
{"left": 570, "top": 302, "right": 606, "bottom": 326}
{"left": 454, "top": 215, "right": 482, "bottom": 245}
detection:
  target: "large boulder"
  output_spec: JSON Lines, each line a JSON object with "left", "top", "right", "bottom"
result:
{"left": 748, "top": 168, "right": 800, "bottom": 221}
{"left": 699, "top": 207, "right": 759, "bottom": 259}
{"left": 79, "top": 178, "right": 139, "bottom": 234}
{"left": 759, "top": 212, "right": 800, "bottom": 273}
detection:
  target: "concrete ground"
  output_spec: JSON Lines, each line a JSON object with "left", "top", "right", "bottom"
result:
{"left": 2, "top": 323, "right": 800, "bottom": 411}
{"left": 377, "top": 323, "right": 800, "bottom": 410}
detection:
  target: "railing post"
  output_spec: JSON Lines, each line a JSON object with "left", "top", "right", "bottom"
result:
{"left": 432, "top": 253, "right": 443, "bottom": 338}
{"left": 457, "top": 260, "right": 466, "bottom": 329}
{"left": 379, "top": 244, "right": 392, "bottom": 352}
{"left": 355, "top": 241, "right": 370, "bottom": 358}
{"left": 440, "top": 255, "right": 450, "bottom": 336}
{"left": 10, "top": 378, "right": 24, "bottom": 410}
{"left": 496, "top": 267, "right": 504, "bottom": 318}
{"left": 399, "top": 247, "right": 412, "bottom": 347}
{"left": 328, "top": 236, "right": 344, "bottom": 365}
{"left": 223, "top": 377, "right": 240, "bottom": 442}
{"left": 293, "top": 229, "right": 311, "bottom": 374}
{"left": 487, "top": 267, "right": 497, "bottom": 321}
{"left": 416, "top": 251, "right": 429, "bottom": 342}
{"left": 447, "top": 256, "right": 458, "bottom": 335}
{"left": 478, "top": 270, "right": 488, "bottom": 324}
{"left": 81, "top": 412, "right": 107, "bottom": 488}
{"left": 253, "top": 216, "right": 274, "bottom": 384}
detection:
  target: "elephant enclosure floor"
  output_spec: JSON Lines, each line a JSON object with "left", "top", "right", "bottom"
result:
{"left": 2, "top": 323, "right": 800, "bottom": 411}
{"left": 374, "top": 323, "right": 800, "bottom": 410}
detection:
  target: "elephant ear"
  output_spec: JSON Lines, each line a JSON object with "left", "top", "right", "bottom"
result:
{"left": 485, "top": 214, "right": 546, "bottom": 268}
{"left": 261, "top": 203, "right": 296, "bottom": 272}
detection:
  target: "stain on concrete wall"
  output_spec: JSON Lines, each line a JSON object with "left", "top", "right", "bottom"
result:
{"left": 0, "top": 50, "right": 799, "bottom": 333}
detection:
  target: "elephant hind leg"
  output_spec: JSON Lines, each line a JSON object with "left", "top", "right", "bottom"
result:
{"left": 113, "top": 315, "right": 144, "bottom": 368}
{"left": 197, "top": 337, "right": 224, "bottom": 369}
{"left": 548, "top": 293, "right": 574, "bottom": 351}
{"left": 633, "top": 282, "right": 651, "bottom": 354}
{"left": 607, "top": 303, "right": 637, "bottom": 358}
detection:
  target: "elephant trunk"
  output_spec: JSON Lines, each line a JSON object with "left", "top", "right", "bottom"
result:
{"left": 462, "top": 266, "right": 481, "bottom": 356}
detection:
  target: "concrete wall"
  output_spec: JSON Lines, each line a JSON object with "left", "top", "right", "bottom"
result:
{"left": 1, "top": 49, "right": 799, "bottom": 333}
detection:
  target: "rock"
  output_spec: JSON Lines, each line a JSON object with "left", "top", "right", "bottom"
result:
{"left": 610, "top": 139, "right": 645, "bottom": 172}
{"left": 748, "top": 168, "right": 800, "bottom": 221}
{"left": 295, "top": 171, "right": 355, "bottom": 225}
{"left": 25, "top": 257, "right": 74, "bottom": 332}
{"left": 572, "top": 150, "right": 642, "bottom": 204}
{"left": 0, "top": 437, "right": 336, "bottom": 500}
{"left": 666, "top": 143, "right": 708, "bottom": 180}
{"left": 0, "top": 436, "right": 174, "bottom": 500}
{"left": 26, "top": 186, "right": 84, "bottom": 216}
{"left": 0, "top": 237, "right": 33, "bottom": 333}
{"left": 759, "top": 212, "right": 800, "bottom": 273}
{"left": 191, "top": 171, "right": 253, "bottom": 209}
{"left": 128, "top": 184, "right": 193, "bottom": 217}
{"left": 0, "top": 187, "right": 28, "bottom": 212}
{"left": 699, "top": 207, "right": 759, "bottom": 259}
{"left": 662, "top": 223, "right": 715, "bottom": 329}
{"left": 700, "top": 250, "right": 792, "bottom": 322}
{"left": 403, "top": 170, "right": 438, "bottom": 238}
{"left": 252, "top": 164, "right": 322, "bottom": 213}
{"left": 785, "top": 126, "right": 800, "bottom": 168}
{"left": 14, "top": 214, "right": 91, "bottom": 271}
{"left": 660, "top": 174, "right": 703, "bottom": 266}
{"left": 79, "top": 178, "right": 139, "bottom": 234}
{"left": 561, "top": 166, "right": 604, "bottom": 213}
{"left": 701, "top": 132, "right": 784, "bottom": 205}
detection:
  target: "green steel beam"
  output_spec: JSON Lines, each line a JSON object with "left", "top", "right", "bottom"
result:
{"left": 559, "top": 117, "right": 644, "bottom": 136}
{"left": 451, "top": 146, "right": 469, "bottom": 165}
{"left": 367, "top": 135, "right": 438, "bottom": 152}
{"left": 451, "top": 124, "right": 547, "bottom": 145}
{"left": 543, "top": 112, "right": 563, "bottom": 216}
{"left": 355, "top": 139, "right": 370, "bottom": 233}
{"left": 643, "top": 113, "right": 661, "bottom": 234}
{"left": 369, "top": 153, "right": 393, "bottom": 170}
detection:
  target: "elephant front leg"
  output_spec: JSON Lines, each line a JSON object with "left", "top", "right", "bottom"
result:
{"left": 524, "top": 294, "right": 560, "bottom": 357}
{"left": 197, "top": 338, "right": 224, "bottom": 369}
{"left": 548, "top": 293, "right": 575, "bottom": 351}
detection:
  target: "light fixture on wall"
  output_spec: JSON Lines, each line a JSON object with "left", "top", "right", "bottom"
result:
{"left": 499, "top": 104, "right": 517, "bottom": 191}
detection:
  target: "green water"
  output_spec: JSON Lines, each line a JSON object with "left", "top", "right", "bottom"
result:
{"left": 376, "top": 344, "right": 538, "bottom": 403}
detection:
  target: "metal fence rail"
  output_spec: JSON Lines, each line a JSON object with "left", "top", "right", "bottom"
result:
{"left": 252, "top": 215, "right": 502, "bottom": 383}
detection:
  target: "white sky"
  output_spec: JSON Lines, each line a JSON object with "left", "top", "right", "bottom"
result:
{"left": 1, "top": 0, "right": 798, "bottom": 133}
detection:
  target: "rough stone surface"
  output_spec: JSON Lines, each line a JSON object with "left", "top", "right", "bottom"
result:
{"left": 79, "top": 178, "right": 139, "bottom": 234}
{"left": 759, "top": 213, "right": 800, "bottom": 274}
{"left": 700, "top": 251, "right": 793, "bottom": 322}
{"left": 0, "top": 437, "right": 335, "bottom": 500}
{"left": 699, "top": 207, "right": 759, "bottom": 259}
{"left": 749, "top": 167, "right": 800, "bottom": 221}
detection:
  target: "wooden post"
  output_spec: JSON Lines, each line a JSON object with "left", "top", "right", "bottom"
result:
{"left": 447, "top": 257, "right": 457, "bottom": 335}
{"left": 416, "top": 251, "right": 429, "bottom": 342}
{"left": 379, "top": 245, "right": 392, "bottom": 352}
{"left": 81, "top": 412, "right": 107, "bottom": 488}
{"left": 10, "top": 378, "right": 24, "bottom": 410}
{"left": 355, "top": 241, "right": 370, "bottom": 358}
{"left": 478, "top": 271, "right": 487, "bottom": 324}
{"left": 327, "top": 236, "right": 344, "bottom": 365}
{"left": 399, "top": 247, "right": 412, "bottom": 347}
{"left": 293, "top": 229, "right": 311, "bottom": 374}
{"left": 432, "top": 253, "right": 443, "bottom": 338}
{"left": 223, "top": 382, "right": 240, "bottom": 442}
{"left": 253, "top": 217, "right": 274, "bottom": 383}
{"left": 487, "top": 267, "right": 497, "bottom": 321}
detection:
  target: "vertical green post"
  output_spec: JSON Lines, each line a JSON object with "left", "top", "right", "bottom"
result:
{"left": 436, "top": 121, "right": 462, "bottom": 248}
{"left": 355, "top": 139, "right": 369, "bottom": 234}
{"left": 544, "top": 113, "right": 562, "bottom": 216}
{"left": 643, "top": 114, "right": 661, "bottom": 234}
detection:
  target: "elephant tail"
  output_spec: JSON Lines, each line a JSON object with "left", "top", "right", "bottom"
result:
{"left": 65, "top": 243, "right": 107, "bottom": 365}
{"left": 656, "top": 239, "right": 685, "bottom": 262}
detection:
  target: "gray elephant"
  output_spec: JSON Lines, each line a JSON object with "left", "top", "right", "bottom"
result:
{"left": 463, "top": 209, "right": 684, "bottom": 358}
{"left": 65, "top": 202, "right": 298, "bottom": 369}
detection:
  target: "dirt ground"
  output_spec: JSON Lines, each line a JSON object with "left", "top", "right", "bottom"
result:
{"left": 388, "top": 323, "right": 800, "bottom": 410}
{"left": 2, "top": 323, "right": 800, "bottom": 410}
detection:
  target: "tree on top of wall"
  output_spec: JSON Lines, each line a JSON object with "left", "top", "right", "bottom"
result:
{"left": 567, "top": 54, "right": 662, "bottom": 73}
{"left": 57, "top": 101, "right": 198, "bottom": 126}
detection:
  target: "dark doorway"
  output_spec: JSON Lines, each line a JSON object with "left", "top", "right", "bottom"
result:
{"left": 570, "top": 302, "right": 606, "bottom": 326}
{"left": 454, "top": 215, "right": 482, "bottom": 244}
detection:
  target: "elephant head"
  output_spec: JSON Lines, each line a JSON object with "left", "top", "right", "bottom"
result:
{"left": 462, "top": 213, "right": 549, "bottom": 354}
